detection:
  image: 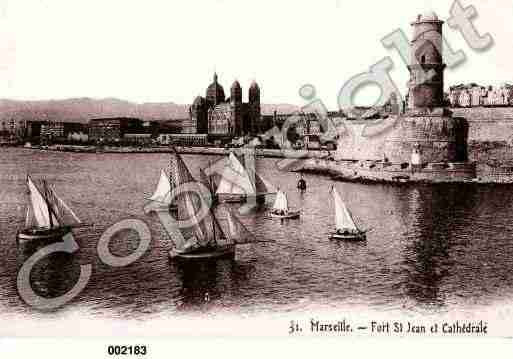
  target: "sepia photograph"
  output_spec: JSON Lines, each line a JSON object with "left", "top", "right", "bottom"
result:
{"left": 0, "top": 0, "right": 512, "bottom": 356}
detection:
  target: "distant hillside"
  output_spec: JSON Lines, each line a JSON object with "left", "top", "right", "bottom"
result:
{"left": 0, "top": 98, "right": 188, "bottom": 123}
{"left": 0, "top": 98, "right": 300, "bottom": 124}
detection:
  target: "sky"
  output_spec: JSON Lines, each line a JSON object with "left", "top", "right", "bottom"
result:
{"left": 0, "top": 0, "right": 510, "bottom": 109}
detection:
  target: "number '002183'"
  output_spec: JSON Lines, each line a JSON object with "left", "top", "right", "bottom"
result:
{"left": 107, "top": 345, "right": 147, "bottom": 356}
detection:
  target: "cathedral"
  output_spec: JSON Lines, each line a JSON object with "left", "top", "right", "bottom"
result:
{"left": 183, "top": 73, "right": 261, "bottom": 140}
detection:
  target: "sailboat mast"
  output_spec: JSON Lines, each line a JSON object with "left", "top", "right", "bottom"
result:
{"left": 51, "top": 187, "right": 81, "bottom": 224}
{"left": 211, "top": 204, "right": 216, "bottom": 244}
{"left": 43, "top": 180, "right": 54, "bottom": 228}
{"left": 208, "top": 161, "right": 214, "bottom": 194}
{"left": 25, "top": 176, "right": 34, "bottom": 229}
{"left": 204, "top": 161, "right": 220, "bottom": 245}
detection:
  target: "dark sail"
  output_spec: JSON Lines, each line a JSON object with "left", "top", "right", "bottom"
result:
{"left": 170, "top": 150, "right": 225, "bottom": 250}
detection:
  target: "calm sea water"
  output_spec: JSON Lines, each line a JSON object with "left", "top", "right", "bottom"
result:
{"left": 1, "top": 147, "right": 513, "bottom": 318}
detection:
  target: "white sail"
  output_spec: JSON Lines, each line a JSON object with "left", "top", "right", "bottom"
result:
{"left": 332, "top": 187, "right": 358, "bottom": 232}
{"left": 27, "top": 176, "right": 58, "bottom": 228}
{"left": 49, "top": 187, "right": 81, "bottom": 225}
{"left": 272, "top": 190, "right": 289, "bottom": 212}
{"left": 239, "top": 151, "right": 276, "bottom": 195}
{"left": 149, "top": 169, "right": 172, "bottom": 204}
{"left": 216, "top": 152, "right": 255, "bottom": 195}
{"left": 25, "top": 204, "right": 35, "bottom": 228}
{"left": 224, "top": 207, "right": 258, "bottom": 245}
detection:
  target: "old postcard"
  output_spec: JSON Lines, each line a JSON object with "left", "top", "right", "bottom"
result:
{"left": 0, "top": 0, "right": 512, "bottom": 356}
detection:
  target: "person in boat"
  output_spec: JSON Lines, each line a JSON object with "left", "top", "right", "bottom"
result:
{"left": 297, "top": 174, "right": 307, "bottom": 192}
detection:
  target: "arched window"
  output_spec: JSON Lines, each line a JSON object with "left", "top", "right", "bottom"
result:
{"left": 421, "top": 55, "right": 426, "bottom": 64}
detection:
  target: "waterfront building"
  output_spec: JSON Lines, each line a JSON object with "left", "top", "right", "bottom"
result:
{"left": 0, "top": 118, "right": 25, "bottom": 143}
{"left": 40, "top": 122, "right": 65, "bottom": 142}
{"left": 88, "top": 117, "right": 156, "bottom": 144}
{"left": 39, "top": 121, "right": 88, "bottom": 143}
{"left": 264, "top": 111, "right": 339, "bottom": 149}
{"left": 26, "top": 121, "right": 89, "bottom": 144}
{"left": 448, "top": 83, "right": 513, "bottom": 107}
{"left": 458, "top": 90, "right": 471, "bottom": 107}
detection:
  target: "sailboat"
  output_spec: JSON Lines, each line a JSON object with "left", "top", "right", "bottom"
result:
{"left": 167, "top": 149, "right": 262, "bottom": 261}
{"left": 199, "top": 164, "right": 220, "bottom": 207}
{"left": 17, "top": 176, "right": 83, "bottom": 242}
{"left": 215, "top": 151, "right": 276, "bottom": 204}
{"left": 330, "top": 186, "right": 367, "bottom": 241}
{"left": 146, "top": 169, "right": 177, "bottom": 213}
{"left": 269, "top": 190, "right": 300, "bottom": 219}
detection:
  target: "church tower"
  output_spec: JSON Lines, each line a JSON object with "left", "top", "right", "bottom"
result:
{"left": 231, "top": 80, "right": 243, "bottom": 137}
{"left": 189, "top": 96, "right": 207, "bottom": 134}
{"left": 407, "top": 12, "right": 445, "bottom": 109}
{"left": 206, "top": 72, "right": 225, "bottom": 106}
{"left": 248, "top": 80, "right": 261, "bottom": 135}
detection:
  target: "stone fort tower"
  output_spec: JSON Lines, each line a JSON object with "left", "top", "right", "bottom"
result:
{"left": 384, "top": 12, "right": 468, "bottom": 165}
{"left": 407, "top": 12, "right": 445, "bottom": 109}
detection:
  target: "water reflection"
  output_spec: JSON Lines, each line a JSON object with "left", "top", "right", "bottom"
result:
{"left": 401, "top": 185, "right": 480, "bottom": 307}
{"left": 175, "top": 259, "right": 255, "bottom": 311}
{"left": 17, "top": 240, "right": 81, "bottom": 306}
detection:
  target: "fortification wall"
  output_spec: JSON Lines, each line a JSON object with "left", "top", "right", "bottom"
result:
{"left": 335, "top": 115, "right": 466, "bottom": 164}
{"left": 452, "top": 107, "right": 513, "bottom": 143}
{"left": 334, "top": 122, "right": 388, "bottom": 161}
{"left": 335, "top": 108, "right": 513, "bottom": 171}
{"left": 384, "top": 115, "right": 465, "bottom": 163}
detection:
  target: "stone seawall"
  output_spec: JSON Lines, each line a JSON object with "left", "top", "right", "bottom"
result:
{"left": 334, "top": 114, "right": 466, "bottom": 164}
{"left": 384, "top": 115, "right": 466, "bottom": 164}
{"left": 452, "top": 107, "right": 513, "bottom": 178}
{"left": 24, "top": 144, "right": 332, "bottom": 159}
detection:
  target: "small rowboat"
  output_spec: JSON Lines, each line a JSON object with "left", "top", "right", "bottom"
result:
{"left": 269, "top": 211, "right": 301, "bottom": 220}
{"left": 330, "top": 230, "right": 367, "bottom": 241}
{"left": 268, "top": 190, "right": 301, "bottom": 220}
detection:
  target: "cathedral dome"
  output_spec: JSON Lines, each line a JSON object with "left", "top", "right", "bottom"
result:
{"left": 249, "top": 80, "right": 260, "bottom": 97}
{"left": 206, "top": 72, "right": 225, "bottom": 104}
{"left": 249, "top": 80, "right": 259, "bottom": 90}
{"left": 231, "top": 80, "right": 241, "bottom": 89}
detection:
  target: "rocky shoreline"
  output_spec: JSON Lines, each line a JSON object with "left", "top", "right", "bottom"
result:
{"left": 292, "top": 157, "right": 513, "bottom": 185}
